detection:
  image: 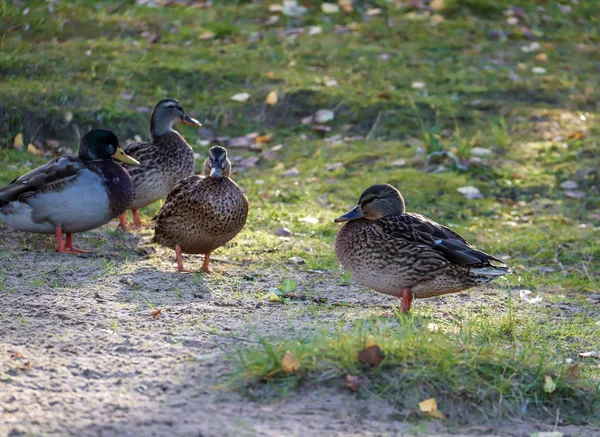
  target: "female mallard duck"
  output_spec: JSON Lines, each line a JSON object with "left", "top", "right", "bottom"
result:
{"left": 153, "top": 146, "right": 248, "bottom": 273}
{"left": 0, "top": 129, "right": 139, "bottom": 254}
{"left": 118, "top": 98, "right": 202, "bottom": 229}
{"left": 334, "top": 184, "right": 510, "bottom": 312}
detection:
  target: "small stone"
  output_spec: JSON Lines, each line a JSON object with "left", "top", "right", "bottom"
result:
{"left": 287, "top": 256, "right": 305, "bottom": 265}
{"left": 314, "top": 109, "right": 335, "bottom": 124}
{"left": 560, "top": 180, "right": 579, "bottom": 190}
{"left": 326, "top": 162, "right": 344, "bottom": 171}
{"left": 276, "top": 227, "right": 293, "bottom": 237}
{"left": 282, "top": 168, "right": 300, "bottom": 177}
{"left": 391, "top": 159, "right": 407, "bottom": 167}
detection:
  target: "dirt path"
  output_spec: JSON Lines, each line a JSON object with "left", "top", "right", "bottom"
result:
{"left": 1, "top": 225, "right": 598, "bottom": 437}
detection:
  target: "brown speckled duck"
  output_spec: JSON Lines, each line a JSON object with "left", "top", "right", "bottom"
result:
{"left": 118, "top": 99, "right": 202, "bottom": 229}
{"left": 334, "top": 184, "right": 510, "bottom": 312}
{"left": 0, "top": 129, "right": 139, "bottom": 254}
{"left": 153, "top": 146, "right": 248, "bottom": 273}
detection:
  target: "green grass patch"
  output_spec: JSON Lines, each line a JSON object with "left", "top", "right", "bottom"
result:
{"left": 232, "top": 309, "right": 600, "bottom": 424}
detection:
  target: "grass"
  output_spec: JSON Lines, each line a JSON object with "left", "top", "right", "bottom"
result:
{"left": 1, "top": 0, "right": 599, "bottom": 429}
{"left": 232, "top": 307, "right": 599, "bottom": 422}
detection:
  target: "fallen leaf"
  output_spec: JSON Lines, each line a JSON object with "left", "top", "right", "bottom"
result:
{"left": 366, "top": 8, "right": 381, "bottom": 15}
{"left": 579, "top": 351, "right": 599, "bottom": 359}
{"left": 13, "top": 133, "right": 24, "bottom": 150}
{"left": 411, "top": 81, "right": 426, "bottom": 89}
{"left": 471, "top": 147, "right": 492, "bottom": 156}
{"left": 151, "top": 309, "right": 161, "bottom": 318}
{"left": 327, "top": 162, "right": 344, "bottom": 171}
{"left": 301, "top": 116, "right": 314, "bottom": 125}
{"left": 314, "top": 109, "right": 335, "bottom": 124}
{"left": 322, "top": 2, "right": 340, "bottom": 14}
{"left": 346, "top": 374, "right": 362, "bottom": 391}
{"left": 199, "top": 30, "right": 215, "bottom": 40}
{"left": 140, "top": 30, "right": 160, "bottom": 43}
{"left": 535, "top": 53, "right": 548, "bottom": 62}
{"left": 338, "top": 0, "right": 352, "bottom": 13}
{"left": 391, "top": 158, "right": 407, "bottom": 167}
{"left": 231, "top": 92, "right": 250, "bottom": 102}
{"left": 27, "top": 143, "right": 44, "bottom": 156}
{"left": 430, "top": 14, "right": 445, "bottom": 23}
{"left": 419, "top": 397, "right": 445, "bottom": 418}
{"left": 282, "top": 168, "right": 300, "bottom": 177}
{"left": 531, "top": 67, "right": 547, "bottom": 74}
{"left": 287, "top": 256, "right": 305, "bottom": 265}
{"left": 567, "top": 363, "right": 580, "bottom": 379}
{"left": 530, "top": 432, "right": 563, "bottom": 437}
{"left": 239, "top": 156, "right": 260, "bottom": 168}
{"left": 299, "top": 216, "right": 318, "bottom": 224}
{"left": 263, "top": 291, "right": 283, "bottom": 302}
{"left": 457, "top": 186, "right": 483, "bottom": 199}
{"left": 564, "top": 190, "right": 585, "bottom": 199}
{"left": 64, "top": 111, "right": 73, "bottom": 122}
{"left": 10, "top": 351, "right": 24, "bottom": 358}
{"left": 255, "top": 134, "right": 273, "bottom": 144}
{"left": 282, "top": 1, "right": 307, "bottom": 17}
{"left": 568, "top": 131, "right": 585, "bottom": 140}
{"left": 543, "top": 375, "right": 556, "bottom": 393}
{"left": 229, "top": 136, "right": 254, "bottom": 149}
{"left": 269, "top": 4, "right": 283, "bottom": 12}
{"left": 358, "top": 345, "right": 384, "bottom": 367}
{"left": 281, "top": 351, "right": 300, "bottom": 372}
{"left": 521, "top": 42, "right": 541, "bottom": 53}
{"left": 266, "top": 90, "right": 278, "bottom": 106}
{"left": 430, "top": 0, "right": 445, "bottom": 10}
{"left": 266, "top": 70, "right": 275, "bottom": 79}
{"left": 560, "top": 180, "right": 579, "bottom": 190}
{"left": 324, "top": 78, "right": 338, "bottom": 87}
{"left": 378, "top": 92, "right": 391, "bottom": 100}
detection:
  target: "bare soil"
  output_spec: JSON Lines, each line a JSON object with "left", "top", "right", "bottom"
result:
{"left": 1, "top": 224, "right": 598, "bottom": 437}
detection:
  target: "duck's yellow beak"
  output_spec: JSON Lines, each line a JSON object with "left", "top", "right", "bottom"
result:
{"left": 182, "top": 114, "right": 202, "bottom": 127}
{"left": 113, "top": 147, "right": 140, "bottom": 166}
{"left": 334, "top": 205, "right": 364, "bottom": 223}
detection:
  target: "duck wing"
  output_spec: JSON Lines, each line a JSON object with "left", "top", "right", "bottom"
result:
{"left": 0, "top": 156, "right": 84, "bottom": 205}
{"left": 374, "top": 213, "right": 505, "bottom": 266}
{"left": 120, "top": 141, "right": 157, "bottom": 176}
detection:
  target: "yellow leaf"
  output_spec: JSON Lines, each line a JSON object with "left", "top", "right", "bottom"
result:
{"left": 431, "top": 0, "right": 445, "bottom": 10}
{"left": 266, "top": 70, "right": 275, "bottom": 79}
{"left": 429, "top": 409, "right": 446, "bottom": 419}
{"left": 266, "top": 90, "right": 278, "bottom": 106}
{"left": 255, "top": 134, "right": 273, "bottom": 144}
{"left": 281, "top": 351, "right": 300, "bottom": 373}
{"left": 27, "top": 143, "right": 43, "bottom": 156}
{"left": 199, "top": 30, "right": 215, "bottom": 40}
{"left": 419, "top": 398, "right": 437, "bottom": 413}
{"left": 338, "top": 0, "right": 352, "bottom": 12}
{"left": 13, "top": 133, "right": 24, "bottom": 150}
{"left": 543, "top": 375, "right": 557, "bottom": 393}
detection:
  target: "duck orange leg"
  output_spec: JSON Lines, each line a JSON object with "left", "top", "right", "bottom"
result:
{"left": 65, "top": 233, "right": 92, "bottom": 254}
{"left": 202, "top": 252, "right": 212, "bottom": 274}
{"left": 132, "top": 209, "right": 143, "bottom": 227}
{"left": 118, "top": 213, "right": 130, "bottom": 230}
{"left": 175, "top": 244, "right": 192, "bottom": 273}
{"left": 55, "top": 227, "right": 89, "bottom": 255}
{"left": 399, "top": 287, "right": 413, "bottom": 313}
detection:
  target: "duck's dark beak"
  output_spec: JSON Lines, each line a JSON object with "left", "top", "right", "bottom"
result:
{"left": 182, "top": 114, "right": 202, "bottom": 127}
{"left": 113, "top": 147, "right": 140, "bottom": 166}
{"left": 334, "top": 205, "right": 363, "bottom": 223}
{"left": 210, "top": 166, "right": 222, "bottom": 178}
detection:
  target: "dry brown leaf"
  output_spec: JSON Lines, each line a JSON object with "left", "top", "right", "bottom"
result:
{"left": 358, "top": 345, "right": 384, "bottom": 367}
{"left": 536, "top": 53, "right": 548, "bottom": 62}
{"left": 13, "top": 133, "right": 24, "bottom": 150}
{"left": 338, "top": 0, "right": 353, "bottom": 13}
{"left": 266, "top": 90, "right": 278, "bottom": 106}
{"left": 199, "top": 30, "right": 215, "bottom": 40}
{"left": 266, "top": 70, "right": 275, "bottom": 79}
{"left": 281, "top": 351, "right": 300, "bottom": 373}
{"left": 567, "top": 363, "right": 580, "bottom": 379}
{"left": 430, "top": 0, "right": 445, "bottom": 11}
{"left": 345, "top": 374, "right": 362, "bottom": 391}
{"left": 10, "top": 350, "right": 24, "bottom": 358}
{"left": 151, "top": 309, "right": 162, "bottom": 318}
{"left": 255, "top": 134, "right": 273, "bottom": 144}
{"left": 27, "top": 143, "right": 44, "bottom": 156}
{"left": 568, "top": 131, "right": 585, "bottom": 140}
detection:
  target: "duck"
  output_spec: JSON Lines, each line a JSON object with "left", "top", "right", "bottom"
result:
{"left": 334, "top": 184, "right": 510, "bottom": 312}
{"left": 0, "top": 129, "right": 139, "bottom": 254}
{"left": 153, "top": 146, "right": 248, "bottom": 273}
{"left": 118, "top": 98, "right": 202, "bottom": 229}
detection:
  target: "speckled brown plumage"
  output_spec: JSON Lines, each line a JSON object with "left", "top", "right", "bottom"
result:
{"left": 334, "top": 184, "right": 510, "bottom": 311}
{"left": 118, "top": 99, "right": 201, "bottom": 228}
{"left": 152, "top": 146, "right": 248, "bottom": 272}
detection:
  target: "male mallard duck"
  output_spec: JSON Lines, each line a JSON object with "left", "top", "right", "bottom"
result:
{"left": 334, "top": 184, "right": 510, "bottom": 312}
{"left": 0, "top": 129, "right": 139, "bottom": 254}
{"left": 118, "top": 98, "right": 202, "bottom": 229}
{"left": 153, "top": 146, "right": 248, "bottom": 273}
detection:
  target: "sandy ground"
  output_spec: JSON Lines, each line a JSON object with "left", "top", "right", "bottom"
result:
{"left": 1, "top": 224, "right": 598, "bottom": 437}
